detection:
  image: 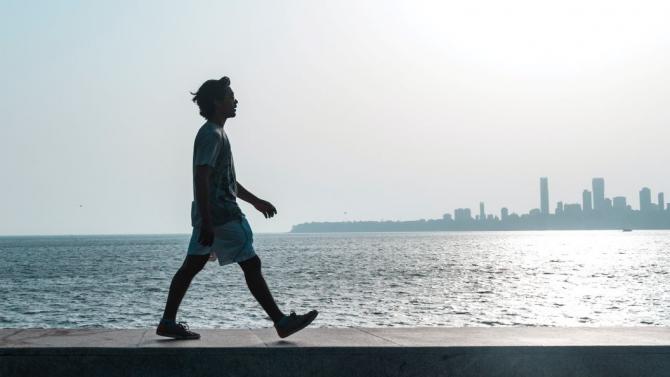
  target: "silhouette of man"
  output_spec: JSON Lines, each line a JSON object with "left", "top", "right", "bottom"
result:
{"left": 157, "top": 76, "right": 317, "bottom": 339}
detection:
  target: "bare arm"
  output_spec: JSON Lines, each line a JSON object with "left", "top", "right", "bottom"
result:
{"left": 236, "top": 181, "right": 259, "bottom": 205}
{"left": 236, "top": 181, "right": 277, "bottom": 218}
{"left": 195, "top": 165, "right": 214, "bottom": 245}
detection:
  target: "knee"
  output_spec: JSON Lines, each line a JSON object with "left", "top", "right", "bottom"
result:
{"left": 178, "top": 261, "right": 205, "bottom": 278}
{"left": 239, "top": 255, "right": 261, "bottom": 274}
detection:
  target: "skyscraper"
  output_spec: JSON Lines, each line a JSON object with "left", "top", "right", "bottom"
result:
{"left": 659, "top": 192, "right": 665, "bottom": 212}
{"left": 592, "top": 178, "right": 605, "bottom": 211}
{"left": 613, "top": 196, "right": 627, "bottom": 210}
{"left": 454, "top": 208, "right": 472, "bottom": 222}
{"left": 479, "top": 202, "right": 485, "bottom": 221}
{"left": 582, "top": 190, "right": 592, "bottom": 212}
{"left": 555, "top": 201, "right": 564, "bottom": 214}
{"left": 501, "top": 207, "right": 509, "bottom": 220}
{"left": 540, "top": 177, "right": 549, "bottom": 215}
{"left": 639, "top": 187, "right": 652, "bottom": 212}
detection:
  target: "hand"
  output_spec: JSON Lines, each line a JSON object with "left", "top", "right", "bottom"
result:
{"left": 198, "top": 222, "right": 215, "bottom": 246}
{"left": 253, "top": 199, "right": 277, "bottom": 218}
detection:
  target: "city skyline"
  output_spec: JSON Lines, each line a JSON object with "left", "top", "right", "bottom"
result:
{"left": 292, "top": 177, "right": 670, "bottom": 232}
{"left": 469, "top": 177, "right": 668, "bottom": 222}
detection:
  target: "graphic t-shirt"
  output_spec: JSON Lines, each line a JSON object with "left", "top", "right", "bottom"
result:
{"left": 191, "top": 121, "right": 243, "bottom": 227}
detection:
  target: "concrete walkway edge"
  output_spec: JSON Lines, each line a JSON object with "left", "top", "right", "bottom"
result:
{"left": 2, "top": 327, "right": 669, "bottom": 377}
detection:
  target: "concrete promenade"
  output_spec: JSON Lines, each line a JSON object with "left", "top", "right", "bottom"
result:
{"left": 2, "top": 327, "right": 670, "bottom": 376}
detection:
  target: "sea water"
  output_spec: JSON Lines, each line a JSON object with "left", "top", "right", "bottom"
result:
{"left": 1, "top": 231, "right": 668, "bottom": 328}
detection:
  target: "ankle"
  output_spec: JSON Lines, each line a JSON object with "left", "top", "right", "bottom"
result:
{"left": 272, "top": 313, "right": 286, "bottom": 325}
{"left": 160, "top": 317, "right": 176, "bottom": 325}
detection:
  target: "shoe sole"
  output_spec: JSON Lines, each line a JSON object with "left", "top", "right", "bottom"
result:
{"left": 156, "top": 330, "right": 201, "bottom": 340}
{"left": 277, "top": 311, "right": 319, "bottom": 339}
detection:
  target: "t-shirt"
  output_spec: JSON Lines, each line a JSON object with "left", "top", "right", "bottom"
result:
{"left": 191, "top": 121, "right": 243, "bottom": 227}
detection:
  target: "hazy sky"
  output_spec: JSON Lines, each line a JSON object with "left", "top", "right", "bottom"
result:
{"left": 1, "top": 0, "right": 669, "bottom": 235}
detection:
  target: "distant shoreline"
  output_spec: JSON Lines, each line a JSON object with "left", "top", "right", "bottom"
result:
{"left": 290, "top": 216, "right": 670, "bottom": 233}
{"left": 291, "top": 176, "right": 670, "bottom": 233}
{"left": 290, "top": 227, "right": 666, "bottom": 233}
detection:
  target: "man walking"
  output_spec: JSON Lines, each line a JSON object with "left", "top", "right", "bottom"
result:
{"left": 157, "top": 76, "right": 317, "bottom": 339}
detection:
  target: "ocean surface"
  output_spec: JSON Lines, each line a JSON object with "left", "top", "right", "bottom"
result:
{"left": 1, "top": 231, "right": 669, "bottom": 329}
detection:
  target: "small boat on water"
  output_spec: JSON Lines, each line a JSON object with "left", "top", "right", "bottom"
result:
{"left": 622, "top": 228, "right": 633, "bottom": 232}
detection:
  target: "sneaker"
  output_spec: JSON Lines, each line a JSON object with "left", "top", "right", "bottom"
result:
{"left": 156, "top": 320, "right": 201, "bottom": 340}
{"left": 274, "top": 310, "right": 318, "bottom": 339}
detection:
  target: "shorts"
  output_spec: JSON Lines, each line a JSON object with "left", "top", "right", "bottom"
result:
{"left": 187, "top": 216, "right": 256, "bottom": 266}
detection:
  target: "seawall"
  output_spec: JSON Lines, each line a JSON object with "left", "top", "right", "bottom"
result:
{"left": 2, "top": 327, "right": 669, "bottom": 377}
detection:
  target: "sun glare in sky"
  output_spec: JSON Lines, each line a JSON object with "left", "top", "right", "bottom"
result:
{"left": 1, "top": 0, "right": 669, "bottom": 234}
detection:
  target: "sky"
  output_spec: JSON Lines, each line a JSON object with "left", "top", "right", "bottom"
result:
{"left": 1, "top": 0, "right": 670, "bottom": 235}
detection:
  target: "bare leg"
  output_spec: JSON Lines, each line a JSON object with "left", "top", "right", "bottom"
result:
{"left": 238, "top": 256, "right": 284, "bottom": 323}
{"left": 161, "top": 255, "right": 209, "bottom": 321}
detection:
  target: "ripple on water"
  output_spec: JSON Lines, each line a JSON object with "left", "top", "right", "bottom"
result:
{"left": 1, "top": 231, "right": 670, "bottom": 328}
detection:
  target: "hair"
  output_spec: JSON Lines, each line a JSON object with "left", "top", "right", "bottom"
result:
{"left": 191, "top": 76, "right": 231, "bottom": 119}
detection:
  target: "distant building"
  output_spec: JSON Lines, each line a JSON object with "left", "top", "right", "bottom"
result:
{"left": 479, "top": 202, "right": 485, "bottom": 221}
{"left": 613, "top": 196, "right": 627, "bottom": 210}
{"left": 640, "top": 187, "right": 652, "bottom": 212}
{"left": 555, "top": 201, "right": 563, "bottom": 215}
{"left": 563, "top": 203, "right": 581, "bottom": 215}
{"left": 454, "top": 208, "right": 472, "bottom": 222}
{"left": 592, "top": 178, "right": 605, "bottom": 211}
{"left": 529, "top": 208, "right": 541, "bottom": 216}
{"left": 604, "top": 198, "right": 612, "bottom": 210}
{"left": 501, "top": 207, "right": 509, "bottom": 220}
{"left": 582, "top": 190, "right": 592, "bottom": 212}
{"left": 442, "top": 213, "right": 452, "bottom": 221}
{"left": 659, "top": 193, "right": 665, "bottom": 212}
{"left": 540, "top": 177, "right": 549, "bottom": 215}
